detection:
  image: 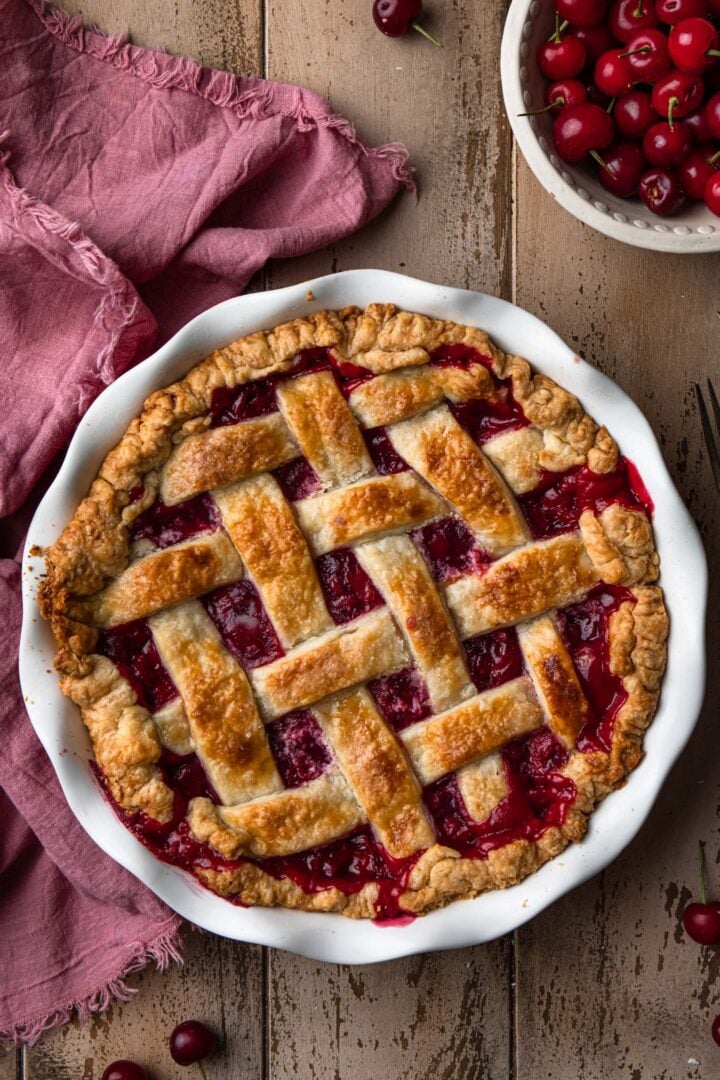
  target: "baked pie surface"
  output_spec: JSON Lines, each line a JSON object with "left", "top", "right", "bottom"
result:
{"left": 40, "top": 305, "right": 668, "bottom": 920}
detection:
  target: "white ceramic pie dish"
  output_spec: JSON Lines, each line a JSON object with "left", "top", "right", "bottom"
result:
{"left": 501, "top": 0, "right": 720, "bottom": 252}
{"left": 20, "top": 269, "right": 706, "bottom": 964}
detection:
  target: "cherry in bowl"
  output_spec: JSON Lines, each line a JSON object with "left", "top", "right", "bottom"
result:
{"left": 552, "top": 102, "right": 615, "bottom": 162}
{"left": 596, "top": 141, "right": 646, "bottom": 196}
{"left": 639, "top": 167, "right": 686, "bottom": 214}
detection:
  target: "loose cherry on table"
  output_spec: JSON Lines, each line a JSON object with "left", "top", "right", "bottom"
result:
{"left": 679, "top": 146, "right": 720, "bottom": 196}
{"left": 681, "top": 842, "right": 720, "bottom": 944}
{"left": 101, "top": 1064, "right": 148, "bottom": 1080}
{"left": 712, "top": 1015, "right": 720, "bottom": 1047}
{"left": 651, "top": 70, "right": 705, "bottom": 123}
{"left": 615, "top": 89, "right": 658, "bottom": 136}
{"left": 552, "top": 102, "right": 615, "bottom": 161}
{"left": 622, "top": 28, "right": 671, "bottom": 80}
{"left": 704, "top": 169, "right": 720, "bottom": 213}
{"left": 372, "top": 0, "right": 441, "bottom": 45}
{"left": 668, "top": 17, "right": 720, "bottom": 74}
{"left": 642, "top": 118, "right": 692, "bottom": 164}
{"left": 595, "top": 140, "right": 646, "bottom": 194}
{"left": 170, "top": 1019, "right": 216, "bottom": 1073}
{"left": 655, "top": 0, "right": 707, "bottom": 25}
{"left": 595, "top": 48, "right": 636, "bottom": 95}
{"left": 638, "top": 166, "right": 686, "bottom": 213}
{"left": 610, "top": 0, "right": 659, "bottom": 41}
{"left": 539, "top": 19, "right": 587, "bottom": 79}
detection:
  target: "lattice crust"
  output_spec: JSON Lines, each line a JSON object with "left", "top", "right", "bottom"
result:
{"left": 40, "top": 305, "right": 668, "bottom": 919}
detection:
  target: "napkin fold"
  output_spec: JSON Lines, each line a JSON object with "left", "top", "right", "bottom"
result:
{"left": 0, "top": 0, "right": 412, "bottom": 1043}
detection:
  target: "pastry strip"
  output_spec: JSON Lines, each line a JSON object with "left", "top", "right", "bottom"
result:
{"left": 250, "top": 608, "right": 409, "bottom": 719}
{"left": 159, "top": 413, "right": 298, "bottom": 505}
{"left": 90, "top": 532, "right": 243, "bottom": 628}
{"left": 456, "top": 753, "right": 509, "bottom": 823}
{"left": 218, "top": 772, "right": 365, "bottom": 858}
{"left": 150, "top": 602, "right": 282, "bottom": 805}
{"left": 518, "top": 615, "right": 592, "bottom": 748}
{"left": 355, "top": 535, "right": 473, "bottom": 712}
{"left": 401, "top": 677, "right": 543, "bottom": 784}
{"left": 214, "top": 474, "right": 332, "bottom": 647}
{"left": 388, "top": 405, "right": 529, "bottom": 555}
{"left": 276, "top": 371, "right": 373, "bottom": 488}
{"left": 314, "top": 689, "right": 435, "bottom": 858}
{"left": 294, "top": 472, "right": 444, "bottom": 555}
{"left": 445, "top": 532, "right": 599, "bottom": 639}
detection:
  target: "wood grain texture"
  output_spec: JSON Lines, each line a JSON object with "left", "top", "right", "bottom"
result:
{"left": 513, "top": 158, "right": 720, "bottom": 1080}
{"left": 0, "top": 1047, "right": 17, "bottom": 1080}
{"left": 25, "top": 931, "right": 264, "bottom": 1079}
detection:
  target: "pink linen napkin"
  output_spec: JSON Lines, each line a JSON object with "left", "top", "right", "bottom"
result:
{"left": 0, "top": 0, "right": 413, "bottom": 1043}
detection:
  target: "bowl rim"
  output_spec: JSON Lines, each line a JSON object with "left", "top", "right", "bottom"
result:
{"left": 19, "top": 268, "right": 708, "bottom": 964}
{"left": 501, "top": 0, "right": 720, "bottom": 253}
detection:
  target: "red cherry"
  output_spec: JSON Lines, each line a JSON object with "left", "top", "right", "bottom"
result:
{"left": 610, "top": 0, "right": 659, "bottom": 41}
{"left": 705, "top": 91, "right": 720, "bottom": 137}
{"left": 655, "top": 0, "right": 707, "bottom": 25}
{"left": 546, "top": 78, "right": 589, "bottom": 109}
{"left": 595, "top": 141, "right": 646, "bottom": 194}
{"left": 682, "top": 900, "right": 720, "bottom": 941}
{"left": 708, "top": 0, "right": 720, "bottom": 13}
{"left": 684, "top": 107, "right": 713, "bottom": 142}
{"left": 615, "top": 90, "right": 657, "bottom": 137}
{"left": 668, "top": 17, "right": 720, "bottom": 74}
{"left": 678, "top": 147, "right": 719, "bottom": 195}
{"left": 704, "top": 168, "right": 720, "bottom": 212}
{"left": 622, "top": 28, "right": 671, "bottom": 79}
{"left": 552, "top": 102, "right": 615, "bottom": 161}
{"left": 539, "top": 35, "right": 587, "bottom": 79}
{"left": 170, "top": 1020, "right": 216, "bottom": 1067}
{"left": 639, "top": 167, "right": 686, "bottom": 213}
{"left": 101, "top": 1064, "right": 148, "bottom": 1080}
{"left": 595, "top": 48, "right": 636, "bottom": 95}
{"left": 571, "top": 24, "right": 617, "bottom": 63}
{"left": 651, "top": 71, "right": 705, "bottom": 123}
{"left": 712, "top": 1015, "right": 720, "bottom": 1047}
{"left": 556, "top": 0, "right": 609, "bottom": 26}
{"left": 643, "top": 119, "right": 692, "bottom": 164}
{"left": 372, "top": 0, "right": 440, "bottom": 44}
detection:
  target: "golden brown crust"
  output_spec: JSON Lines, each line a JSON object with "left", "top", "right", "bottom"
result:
{"left": 38, "top": 304, "right": 668, "bottom": 919}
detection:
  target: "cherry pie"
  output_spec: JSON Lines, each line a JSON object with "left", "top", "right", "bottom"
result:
{"left": 40, "top": 305, "right": 668, "bottom": 920}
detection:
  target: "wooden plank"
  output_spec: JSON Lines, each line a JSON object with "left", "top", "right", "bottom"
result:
{"left": 61, "top": 0, "right": 262, "bottom": 73}
{"left": 0, "top": 1047, "right": 18, "bottom": 1080}
{"left": 268, "top": 944, "right": 513, "bottom": 1080}
{"left": 24, "top": 931, "right": 264, "bottom": 1080}
{"left": 263, "top": 4, "right": 514, "bottom": 1078}
{"left": 513, "top": 158, "right": 720, "bottom": 1078}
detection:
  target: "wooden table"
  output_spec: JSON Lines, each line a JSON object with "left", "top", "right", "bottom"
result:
{"left": 3, "top": 2, "right": 719, "bottom": 1076}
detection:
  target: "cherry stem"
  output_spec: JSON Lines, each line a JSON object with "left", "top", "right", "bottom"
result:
{"left": 708, "top": 149, "right": 720, "bottom": 166}
{"left": 590, "top": 149, "right": 613, "bottom": 175}
{"left": 708, "top": 50, "right": 720, "bottom": 58}
{"left": 549, "top": 14, "right": 568, "bottom": 43}
{"left": 411, "top": 21, "right": 442, "bottom": 47}
{"left": 518, "top": 96, "right": 564, "bottom": 116}
{"left": 620, "top": 46, "right": 650, "bottom": 58}
{"left": 633, "top": 0, "right": 645, "bottom": 16}
{"left": 606, "top": 96, "right": 616, "bottom": 114}
{"left": 700, "top": 840, "right": 709, "bottom": 905}
{"left": 667, "top": 95, "right": 679, "bottom": 129}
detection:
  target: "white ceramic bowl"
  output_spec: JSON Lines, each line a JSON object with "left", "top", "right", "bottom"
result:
{"left": 501, "top": 0, "right": 720, "bottom": 252}
{"left": 20, "top": 270, "right": 707, "bottom": 964}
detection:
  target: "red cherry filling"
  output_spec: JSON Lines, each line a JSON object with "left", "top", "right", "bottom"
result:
{"left": 273, "top": 456, "right": 322, "bottom": 501}
{"left": 557, "top": 583, "right": 634, "bottom": 752}
{"left": 413, "top": 516, "right": 491, "bottom": 583}
{"left": 368, "top": 666, "right": 433, "bottom": 731}
{"left": 129, "top": 492, "right": 221, "bottom": 549}
{"left": 363, "top": 427, "right": 410, "bottom": 474}
{"left": 429, "top": 343, "right": 495, "bottom": 370}
{"left": 463, "top": 627, "right": 525, "bottom": 693}
{"left": 316, "top": 548, "right": 383, "bottom": 624}
{"left": 424, "top": 727, "right": 575, "bottom": 858}
{"left": 98, "top": 619, "right": 177, "bottom": 712}
{"left": 450, "top": 390, "right": 529, "bottom": 444}
{"left": 203, "top": 579, "right": 284, "bottom": 669}
{"left": 267, "top": 711, "right": 333, "bottom": 788}
{"left": 518, "top": 458, "right": 649, "bottom": 541}
{"left": 160, "top": 750, "right": 220, "bottom": 804}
